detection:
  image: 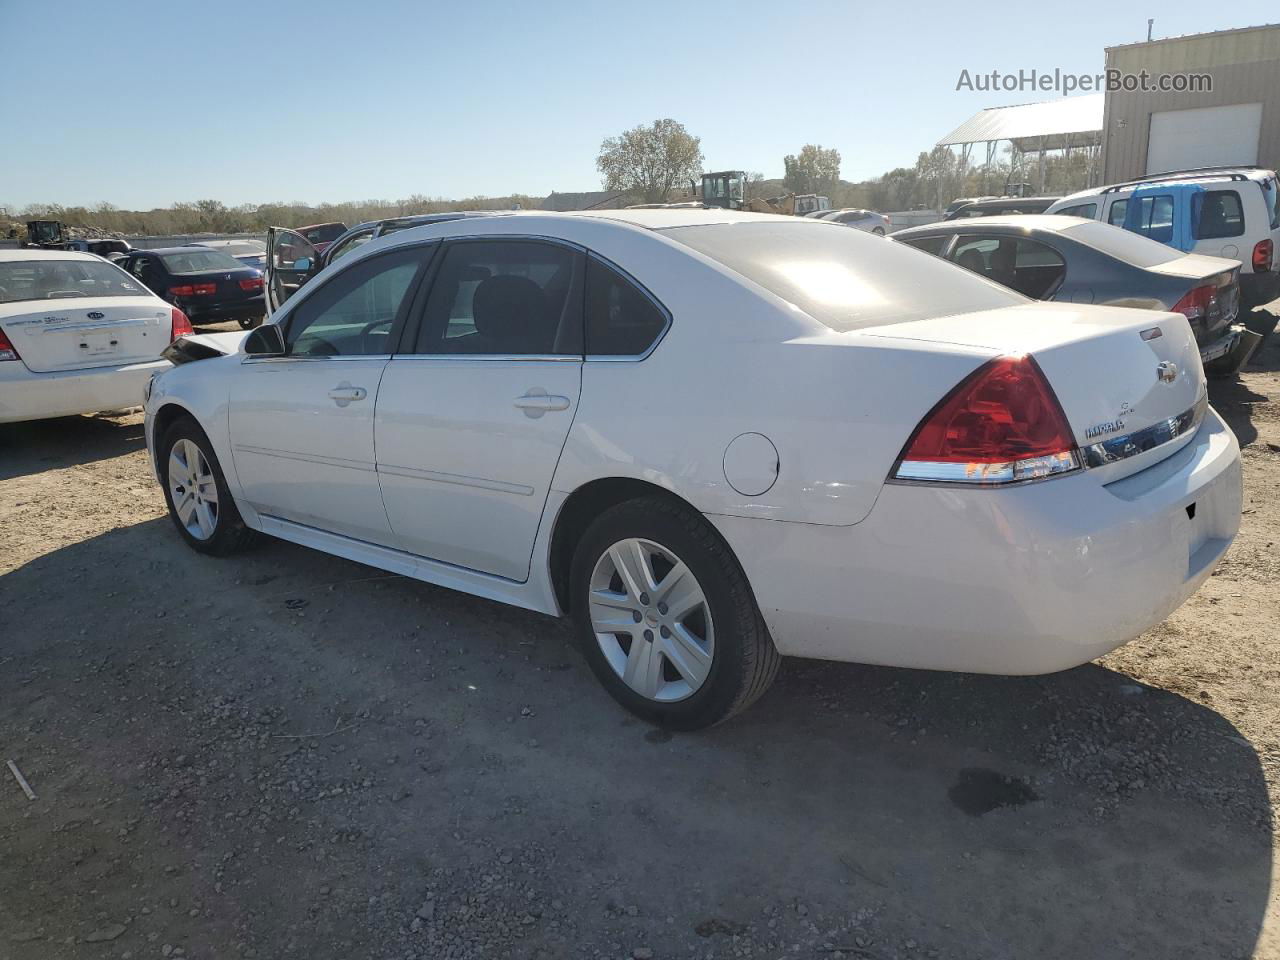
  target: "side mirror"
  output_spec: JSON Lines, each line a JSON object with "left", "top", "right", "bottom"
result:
{"left": 244, "top": 323, "right": 286, "bottom": 357}
{"left": 294, "top": 256, "right": 313, "bottom": 272}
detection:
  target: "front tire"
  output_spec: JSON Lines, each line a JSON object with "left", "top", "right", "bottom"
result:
{"left": 570, "top": 496, "right": 780, "bottom": 730}
{"left": 160, "top": 415, "right": 258, "bottom": 556}
{"left": 237, "top": 314, "right": 263, "bottom": 330}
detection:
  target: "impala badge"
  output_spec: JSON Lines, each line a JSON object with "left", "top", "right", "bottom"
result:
{"left": 1157, "top": 361, "right": 1179, "bottom": 383}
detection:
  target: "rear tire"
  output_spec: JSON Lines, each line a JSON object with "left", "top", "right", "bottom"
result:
{"left": 569, "top": 496, "right": 780, "bottom": 730}
{"left": 160, "top": 415, "right": 258, "bottom": 556}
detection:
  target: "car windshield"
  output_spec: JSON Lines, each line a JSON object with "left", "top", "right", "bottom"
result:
{"left": 662, "top": 221, "right": 1025, "bottom": 331}
{"left": 160, "top": 249, "right": 246, "bottom": 274}
{"left": 1060, "top": 220, "right": 1183, "bottom": 267}
{"left": 0, "top": 258, "right": 148, "bottom": 303}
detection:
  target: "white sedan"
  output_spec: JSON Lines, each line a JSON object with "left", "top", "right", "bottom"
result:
{"left": 143, "top": 209, "right": 1242, "bottom": 729}
{"left": 0, "top": 250, "right": 190, "bottom": 423}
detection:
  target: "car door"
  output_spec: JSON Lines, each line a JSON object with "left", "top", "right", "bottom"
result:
{"left": 265, "top": 227, "right": 319, "bottom": 313}
{"left": 227, "top": 244, "right": 433, "bottom": 545}
{"left": 375, "top": 238, "right": 584, "bottom": 581}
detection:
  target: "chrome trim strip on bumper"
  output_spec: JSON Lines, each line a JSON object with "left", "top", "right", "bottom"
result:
{"left": 1080, "top": 393, "right": 1208, "bottom": 468}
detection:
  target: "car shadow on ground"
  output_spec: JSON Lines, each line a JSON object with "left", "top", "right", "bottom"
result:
{"left": 1, "top": 518, "right": 1272, "bottom": 959}
{"left": 0, "top": 411, "right": 146, "bottom": 481}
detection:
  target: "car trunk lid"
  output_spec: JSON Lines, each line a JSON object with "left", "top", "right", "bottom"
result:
{"left": 862, "top": 301, "right": 1206, "bottom": 478}
{"left": 0, "top": 297, "right": 171, "bottom": 373}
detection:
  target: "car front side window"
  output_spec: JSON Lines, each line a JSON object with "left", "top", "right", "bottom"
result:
{"left": 284, "top": 246, "right": 428, "bottom": 358}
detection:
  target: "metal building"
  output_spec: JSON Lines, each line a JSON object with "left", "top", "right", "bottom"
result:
{"left": 1102, "top": 23, "right": 1280, "bottom": 182}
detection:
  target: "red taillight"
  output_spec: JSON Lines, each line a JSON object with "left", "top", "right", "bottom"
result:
{"left": 170, "top": 307, "right": 193, "bottom": 341}
{"left": 192, "top": 283, "right": 216, "bottom": 296}
{"left": 893, "top": 354, "right": 1081, "bottom": 485}
{"left": 169, "top": 284, "right": 194, "bottom": 297}
{"left": 0, "top": 327, "right": 19, "bottom": 362}
{"left": 1253, "top": 239, "right": 1273, "bottom": 272}
{"left": 240, "top": 276, "right": 263, "bottom": 291}
{"left": 1171, "top": 284, "right": 1215, "bottom": 322}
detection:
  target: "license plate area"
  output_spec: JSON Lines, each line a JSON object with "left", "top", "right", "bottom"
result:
{"left": 78, "top": 332, "right": 121, "bottom": 357}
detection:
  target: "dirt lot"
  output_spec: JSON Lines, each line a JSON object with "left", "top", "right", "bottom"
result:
{"left": 2, "top": 324, "right": 1279, "bottom": 960}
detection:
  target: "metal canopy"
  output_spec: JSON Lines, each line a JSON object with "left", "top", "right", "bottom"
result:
{"left": 938, "top": 94, "right": 1104, "bottom": 150}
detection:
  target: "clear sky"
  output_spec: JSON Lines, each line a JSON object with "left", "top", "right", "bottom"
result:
{"left": 2, "top": 0, "right": 1278, "bottom": 210}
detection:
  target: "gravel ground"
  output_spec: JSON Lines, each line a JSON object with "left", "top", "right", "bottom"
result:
{"left": 2, "top": 322, "right": 1279, "bottom": 960}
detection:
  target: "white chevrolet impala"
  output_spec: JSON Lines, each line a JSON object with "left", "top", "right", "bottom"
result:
{"left": 143, "top": 210, "right": 1243, "bottom": 729}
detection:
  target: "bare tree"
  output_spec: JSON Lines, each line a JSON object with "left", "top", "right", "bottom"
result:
{"left": 597, "top": 119, "right": 703, "bottom": 204}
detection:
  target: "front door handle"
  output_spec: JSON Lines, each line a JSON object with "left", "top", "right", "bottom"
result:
{"left": 328, "top": 383, "right": 368, "bottom": 407}
{"left": 514, "top": 391, "right": 571, "bottom": 418}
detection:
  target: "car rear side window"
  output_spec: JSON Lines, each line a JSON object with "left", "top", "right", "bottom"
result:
{"left": 286, "top": 246, "right": 427, "bottom": 357}
{"left": 897, "top": 235, "right": 948, "bottom": 256}
{"left": 414, "top": 240, "right": 583, "bottom": 356}
{"left": 1106, "top": 199, "right": 1128, "bottom": 226}
{"left": 1194, "top": 190, "right": 1245, "bottom": 239}
{"left": 1057, "top": 202, "right": 1098, "bottom": 219}
{"left": 1127, "top": 194, "right": 1174, "bottom": 243}
{"left": 663, "top": 221, "right": 1024, "bottom": 332}
{"left": 585, "top": 257, "right": 668, "bottom": 356}
{"left": 1264, "top": 177, "right": 1280, "bottom": 230}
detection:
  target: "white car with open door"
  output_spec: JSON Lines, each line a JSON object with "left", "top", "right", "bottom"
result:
{"left": 145, "top": 210, "right": 1242, "bottom": 729}
{"left": 0, "top": 250, "right": 190, "bottom": 424}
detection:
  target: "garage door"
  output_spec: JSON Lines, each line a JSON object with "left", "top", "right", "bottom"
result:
{"left": 1145, "top": 103, "right": 1262, "bottom": 175}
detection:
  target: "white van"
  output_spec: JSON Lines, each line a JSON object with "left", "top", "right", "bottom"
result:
{"left": 1047, "top": 167, "right": 1280, "bottom": 309}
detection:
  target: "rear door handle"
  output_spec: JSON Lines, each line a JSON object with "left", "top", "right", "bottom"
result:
{"left": 514, "top": 392, "right": 571, "bottom": 418}
{"left": 328, "top": 383, "right": 368, "bottom": 407}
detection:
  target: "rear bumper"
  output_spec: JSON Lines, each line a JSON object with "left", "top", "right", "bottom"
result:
{"left": 711, "top": 408, "right": 1242, "bottom": 675}
{"left": 1239, "top": 270, "right": 1280, "bottom": 309}
{"left": 0, "top": 357, "right": 170, "bottom": 424}
{"left": 179, "top": 295, "right": 265, "bottom": 324}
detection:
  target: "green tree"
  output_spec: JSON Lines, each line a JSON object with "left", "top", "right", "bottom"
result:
{"left": 596, "top": 118, "right": 703, "bottom": 204}
{"left": 783, "top": 144, "right": 841, "bottom": 196}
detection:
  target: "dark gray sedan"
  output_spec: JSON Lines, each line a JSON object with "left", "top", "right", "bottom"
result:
{"left": 893, "top": 215, "right": 1248, "bottom": 371}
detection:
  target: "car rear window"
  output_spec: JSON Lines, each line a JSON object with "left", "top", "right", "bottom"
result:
{"left": 1060, "top": 220, "right": 1182, "bottom": 267}
{"left": 160, "top": 250, "right": 246, "bottom": 274}
{"left": 0, "top": 258, "right": 147, "bottom": 303}
{"left": 302, "top": 224, "right": 346, "bottom": 244}
{"left": 1194, "top": 190, "right": 1245, "bottom": 239}
{"left": 661, "top": 221, "right": 1024, "bottom": 331}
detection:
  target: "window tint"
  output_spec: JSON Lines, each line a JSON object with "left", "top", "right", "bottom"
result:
{"left": 897, "top": 234, "right": 949, "bottom": 256}
{"left": 1264, "top": 177, "right": 1280, "bottom": 230}
{"left": 1127, "top": 194, "right": 1174, "bottom": 243}
{"left": 664, "top": 222, "right": 1023, "bottom": 332}
{"left": 585, "top": 257, "right": 667, "bottom": 356}
{"left": 273, "top": 232, "right": 315, "bottom": 270}
{"left": 414, "top": 241, "right": 582, "bottom": 356}
{"left": 327, "top": 230, "right": 374, "bottom": 264}
{"left": 950, "top": 236, "right": 1064, "bottom": 298}
{"left": 1106, "top": 199, "right": 1128, "bottom": 226}
{"left": 286, "top": 246, "right": 426, "bottom": 357}
{"left": 1057, "top": 202, "right": 1098, "bottom": 219}
{"left": 1195, "top": 190, "right": 1245, "bottom": 239}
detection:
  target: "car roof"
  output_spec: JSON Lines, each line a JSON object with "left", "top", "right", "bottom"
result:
{"left": 894, "top": 214, "right": 1093, "bottom": 237}
{"left": 0, "top": 249, "right": 104, "bottom": 263}
{"left": 956, "top": 196, "right": 1060, "bottom": 208}
{"left": 296, "top": 221, "right": 346, "bottom": 230}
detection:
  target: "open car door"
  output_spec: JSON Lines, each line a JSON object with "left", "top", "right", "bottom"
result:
{"left": 265, "top": 226, "right": 319, "bottom": 314}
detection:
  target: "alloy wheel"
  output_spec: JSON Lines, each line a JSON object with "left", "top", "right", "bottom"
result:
{"left": 167, "top": 438, "right": 219, "bottom": 541}
{"left": 588, "top": 538, "right": 715, "bottom": 702}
